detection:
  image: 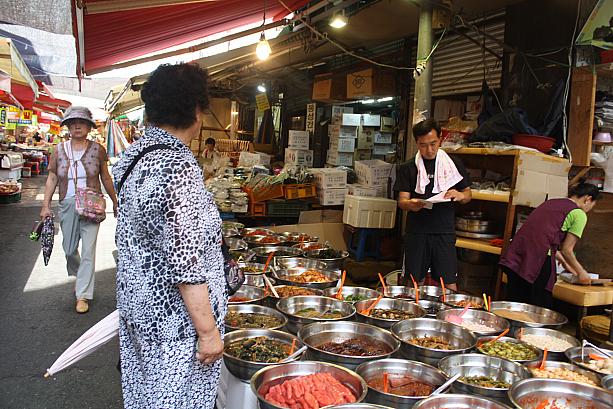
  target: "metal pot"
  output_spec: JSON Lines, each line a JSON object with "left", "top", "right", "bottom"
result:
{"left": 250, "top": 246, "right": 303, "bottom": 264}
{"left": 354, "top": 298, "right": 426, "bottom": 329}
{"left": 251, "top": 361, "right": 368, "bottom": 409}
{"left": 224, "top": 304, "right": 287, "bottom": 333}
{"left": 272, "top": 267, "right": 341, "bottom": 290}
{"left": 223, "top": 329, "right": 304, "bottom": 381}
{"left": 523, "top": 360, "right": 601, "bottom": 387}
{"left": 508, "top": 378, "right": 613, "bottom": 409}
{"left": 442, "top": 293, "right": 485, "bottom": 309}
{"left": 513, "top": 327, "right": 580, "bottom": 361}
{"left": 476, "top": 336, "right": 542, "bottom": 364}
{"left": 438, "top": 353, "right": 530, "bottom": 402}
{"left": 456, "top": 217, "right": 496, "bottom": 234}
{"left": 298, "top": 321, "right": 400, "bottom": 371}
{"left": 323, "top": 287, "right": 382, "bottom": 304}
{"left": 305, "top": 249, "right": 349, "bottom": 270}
{"left": 228, "top": 285, "right": 266, "bottom": 305}
{"left": 413, "top": 394, "right": 512, "bottom": 409}
{"left": 391, "top": 318, "right": 477, "bottom": 366}
{"left": 437, "top": 309, "right": 510, "bottom": 337}
{"left": 489, "top": 301, "right": 567, "bottom": 330}
{"left": 356, "top": 358, "right": 448, "bottom": 408}
{"left": 276, "top": 295, "right": 355, "bottom": 334}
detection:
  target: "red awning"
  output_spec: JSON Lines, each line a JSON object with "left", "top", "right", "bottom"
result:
{"left": 77, "top": 0, "right": 309, "bottom": 74}
{"left": 10, "top": 82, "right": 35, "bottom": 109}
{"left": 36, "top": 94, "right": 72, "bottom": 109}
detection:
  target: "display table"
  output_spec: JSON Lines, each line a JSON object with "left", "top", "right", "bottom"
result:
{"left": 553, "top": 281, "right": 613, "bottom": 335}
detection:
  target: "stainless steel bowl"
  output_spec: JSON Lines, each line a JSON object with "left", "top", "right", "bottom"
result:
{"left": 438, "top": 353, "right": 531, "bottom": 401}
{"left": 476, "top": 336, "right": 542, "bottom": 364}
{"left": 251, "top": 361, "right": 368, "bottom": 409}
{"left": 225, "top": 304, "right": 287, "bottom": 332}
{"left": 238, "top": 262, "right": 267, "bottom": 275}
{"left": 223, "top": 329, "right": 304, "bottom": 381}
{"left": 263, "top": 285, "right": 323, "bottom": 308}
{"left": 222, "top": 221, "right": 244, "bottom": 231}
{"left": 280, "top": 232, "right": 319, "bottom": 244}
{"left": 354, "top": 298, "right": 426, "bottom": 329}
{"left": 356, "top": 358, "right": 448, "bottom": 408}
{"left": 277, "top": 295, "right": 355, "bottom": 334}
{"left": 418, "top": 285, "right": 454, "bottom": 301}
{"left": 602, "top": 374, "right": 613, "bottom": 391}
{"left": 456, "top": 217, "right": 496, "bottom": 233}
{"left": 228, "top": 285, "right": 267, "bottom": 305}
{"left": 225, "top": 237, "right": 248, "bottom": 251}
{"left": 276, "top": 257, "right": 327, "bottom": 271}
{"left": 298, "top": 321, "right": 400, "bottom": 371}
{"left": 377, "top": 286, "right": 416, "bottom": 300}
{"left": 565, "top": 346, "right": 613, "bottom": 376}
{"left": 244, "top": 234, "right": 286, "bottom": 248}
{"left": 292, "top": 242, "right": 330, "bottom": 252}
{"left": 513, "top": 327, "right": 580, "bottom": 361}
{"left": 413, "top": 394, "right": 513, "bottom": 409}
{"left": 508, "top": 378, "right": 613, "bottom": 409}
{"left": 273, "top": 267, "right": 341, "bottom": 290}
{"left": 417, "top": 300, "right": 451, "bottom": 318}
{"left": 241, "top": 227, "right": 275, "bottom": 238}
{"left": 437, "top": 309, "right": 510, "bottom": 337}
{"left": 222, "top": 226, "right": 240, "bottom": 238}
{"left": 243, "top": 274, "right": 276, "bottom": 288}
{"left": 391, "top": 318, "right": 478, "bottom": 366}
{"left": 305, "top": 249, "right": 349, "bottom": 270}
{"left": 523, "top": 360, "right": 602, "bottom": 387}
{"left": 250, "top": 246, "right": 304, "bottom": 264}
{"left": 384, "top": 270, "right": 404, "bottom": 286}
{"left": 328, "top": 404, "right": 393, "bottom": 409}
{"left": 489, "top": 301, "right": 567, "bottom": 330}
{"left": 323, "top": 287, "right": 382, "bottom": 304}
{"left": 442, "top": 293, "right": 485, "bottom": 309}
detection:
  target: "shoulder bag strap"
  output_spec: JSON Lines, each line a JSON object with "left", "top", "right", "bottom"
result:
{"left": 117, "top": 144, "right": 174, "bottom": 194}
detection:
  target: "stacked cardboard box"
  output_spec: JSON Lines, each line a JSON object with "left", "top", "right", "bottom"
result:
{"left": 311, "top": 168, "right": 348, "bottom": 206}
{"left": 285, "top": 130, "right": 313, "bottom": 167}
{"left": 327, "top": 113, "right": 360, "bottom": 168}
{"left": 354, "top": 159, "right": 393, "bottom": 198}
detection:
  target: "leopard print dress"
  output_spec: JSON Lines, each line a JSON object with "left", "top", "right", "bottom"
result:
{"left": 113, "top": 126, "right": 227, "bottom": 409}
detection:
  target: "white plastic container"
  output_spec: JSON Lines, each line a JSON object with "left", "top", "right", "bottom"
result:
{"left": 343, "top": 195, "right": 397, "bottom": 228}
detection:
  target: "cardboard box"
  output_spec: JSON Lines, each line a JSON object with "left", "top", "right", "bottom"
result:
{"left": 319, "top": 187, "right": 348, "bottom": 206}
{"left": 298, "top": 210, "right": 344, "bottom": 224}
{"left": 347, "top": 183, "right": 378, "bottom": 197}
{"left": 329, "top": 136, "right": 355, "bottom": 153}
{"left": 238, "top": 151, "right": 270, "bottom": 167}
{"left": 346, "top": 67, "right": 396, "bottom": 99}
{"left": 373, "top": 144, "right": 394, "bottom": 155}
{"left": 268, "top": 221, "right": 347, "bottom": 251}
{"left": 342, "top": 113, "right": 362, "bottom": 126}
{"left": 288, "top": 130, "right": 310, "bottom": 150}
{"left": 355, "top": 159, "right": 393, "bottom": 186}
{"left": 362, "top": 114, "right": 381, "bottom": 127}
{"left": 513, "top": 151, "right": 571, "bottom": 207}
{"left": 380, "top": 116, "right": 394, "bottom": 132}
{"left": 354, "top": 149, "right": 372, "bottom": 161}
{"left": 331, "top": 105, "right": 354, "bottom": 125}
{"left": 328, "top": 124, "right": 358, "bottom": 139}
{"left": 311, "top": 168, "right": 347, "bottom": 189}
{"left": 326, "top": 150, "right": 354, "bottom": 167}
{"left": 374, "top": 131, "right": 393, "bottom": 144}
{"left": 357, "top": 127, "right": 376, "bottom": 149}
{"left": 312, "top": 73, "right": 346, "bottom": 102}
{"left": 284, "top": 149, "right": 314, "bottom": 167}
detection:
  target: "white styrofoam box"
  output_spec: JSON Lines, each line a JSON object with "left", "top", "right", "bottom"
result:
{"left": 328, "top": 124, "right": 358, "bottom": 139}
{"left": 319, "top": 187, "right": 348, "bottom": 206}
{"left": 380, "top": 116, "right": 394, "bottom": 132}
{"left": 373, "top": 144, "right": 394, "bottom": 155}
{"left": 354, "top": 149, "right": 372, "bottom": 161}
{"left": 326, "top": 150, "right": 353, "bottom": 167}
{"left": 332, "top": 105, "right": 354, "bottom": 115}
{"left": 342, "top": 113, "right": 361, "bottom": 126}
{"left": 329, "top": 136, "right": 356, "bottom": 153}
{"left": 357, "top": 127, "right": 375, "bottom": 149}
{"left": 355, "top": 159, "right": 393, "bottom": 186}
{"left": 347, "top": 184, "right": 378, "bottom": 197}
{"left": 374, "top": 131, "right": 393, "bottom": 144}
{"left": 257, "top": 152, "right": 272, "bottom": 166}
{"left": 362, "top": 114, "right": 381, "bottom": 127}
{"left": 285, "top": 149, "right": 314, "bottom": 167}
{"left": 288, "top": 130, "right": 310, "bottom": 149}
{"left": 238, "top": 151, "right": 271, "bottom": 167}
{"left": 343, "top": 195, "right": 397, "bottom": 228}
{"left": 312, "top": 168, "right": 348, "bottom": 189}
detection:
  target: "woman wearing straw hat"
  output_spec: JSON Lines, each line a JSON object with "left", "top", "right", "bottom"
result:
{"left": 40, "top": 106, "right": 118, "bottom": 314}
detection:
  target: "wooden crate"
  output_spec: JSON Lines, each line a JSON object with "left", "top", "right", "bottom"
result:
{"left": 283, "top": 184, "right": 317, "bottom": 200}
{"left": 248, "top": 202, "right": 266, "bottom": 216}
{"left": 243, "top": 184, "right": 284, "bottom": 203}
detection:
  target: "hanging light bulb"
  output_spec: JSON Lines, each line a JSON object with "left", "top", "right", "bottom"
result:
{"left": 329, "top": 11, "right": 348, "bottom": 29}
{"left": 257, "top": 83, "right": 267, "bottom": 93}
{"left": 256, "top": 32, "right": 272, "bottom": 60}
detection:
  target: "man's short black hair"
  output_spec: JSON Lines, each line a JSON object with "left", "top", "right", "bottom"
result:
{"left": 205, "top": 137, "right": 215, "bottom": 146}
{"left": 141, "top": 63, "right": 209, "bottom": 129}
{"left": 412, "top": 119, "right": 441, "bottom": 141}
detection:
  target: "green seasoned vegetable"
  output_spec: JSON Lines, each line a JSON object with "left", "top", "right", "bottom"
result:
{"left": 225, "top": 337, "right": 290, "bottom": 363}
{"left": 477, "top": 341, "right": 538, "bottom": 361}
{"left": 460, "top": 376, "right": 510, "bottom": 389}
{"left": 344, "top": 294, "right": 370, "bottom": 302}
{"left": 313, "top": 249, "right": 344, "bottom": 259}
{"left": 295, "top": 308, "right": 343, "bottom": 319}
{"left": 225, "top": 312, "right": 283, "bottom": 329}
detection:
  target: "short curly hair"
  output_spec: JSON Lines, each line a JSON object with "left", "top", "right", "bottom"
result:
{"left": 141, "top": 63, "right": 209, "bottom": 129}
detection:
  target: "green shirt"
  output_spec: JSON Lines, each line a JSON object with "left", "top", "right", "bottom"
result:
{"left": 547, "top": 208, "right": 587, "bottom": 255}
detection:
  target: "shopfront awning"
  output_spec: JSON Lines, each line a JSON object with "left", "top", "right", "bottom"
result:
{"left": 0, "top": 38, "right": 38, "bottom": 99}
{"left": 75, "top": 0, "right": 309, "bottom": 74}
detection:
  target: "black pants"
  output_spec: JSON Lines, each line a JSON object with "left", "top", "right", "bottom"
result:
{"left": 505, "top": 256, "right": 553, "bottom": 309}
{"left": 403, "top": 233, "right": 458, "bottom": 284}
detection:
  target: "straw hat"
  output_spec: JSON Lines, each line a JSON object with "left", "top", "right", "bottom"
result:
{"left": 61, "top": 106, "right": 96, "bottom": 127}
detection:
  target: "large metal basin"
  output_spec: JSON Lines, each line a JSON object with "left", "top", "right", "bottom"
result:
{"left": 243, "top": 274, "right": 276, "bottom": 288}
{"left": 377, "top": 286, "right": 416, "bottom": 300}
{"left": 391, "top": 318, "right": 477, "bottom": 366}
{"left": 513, "top": 327, "right": 580, "bottom": 361}
{"left": 298, "top": 321, "right": 400, "bottom": 371}
{"left": 277, "top": 295, "right": 355, "bottom": 334}
{"left": 413, "top": 394, "right": 512, "bottom": 409}
{"left": 355, "top": 298, "right": 426, "bottom": 329}
{"left": 438, "top": 353, "right": 531, "bottom": 402}
{"left": 418, "top": 285, "right": 454, "bottom": 301}
{"left": 442, "top": 293, "right": 485, "bottom": 309}
{"left": 417, "top": 300, "right": 450, "bottom": 318}
{"left": 251, "top": 361, "right": 368, "bottom": 409}
{"left": 224, "top": 304, "right": 287, "bottom": 332}
{"left": 508, "top": 378, "right": 613, "bottom": 409}
{"left": 244, "top": 234, "right": 286, "bottom": 248}
{"left": 223, "top": 329, "right": 303, "bottom": 381}
{"left": 437, "top": 309, "right": 510, "bottom": 337}
{"left": 228, "top": 285, "right": 266, "bottom": 305}
{"left": 250, "top": 246, "right": 303, "bottom": 264}
{"left": 476, "top": 336, "right": 542, "bottom": 364}
{"left": 489, "top": 301, "right": 567, "bottom": 330}
{"left": 565, "top": 346, "right": 613, "bottom": 376}
{"left": 324, "top": 287, "right": 382, "bottom": 304}
{"left": 356, "top": 358, "right": 448, "bottom": 408}
{"left": 276, "top": 257, "right": 327, "bottom": 271}
{"left": 305, "top": 248, "right": 349, "bottom": 270}
{"left": 602, "top": 374, "right": 613, "bottom": 391}
{"left": 328, "top": 405, "right": 392, "bottom": 409}
{"left": 225, "top": 237, "right": 248, "bottom": 252}
{"left": 523, "top": 360, "right": 601, "bottom": 387}
{"left": 263, "top": 285, "right": 323, "bottom": 309}
{"left": 238, "top": 262, "right": 267, "bottom": 275}
{"left": 241, "top": 227, "right": 275, "bottom": 238}
{"left": 273, "top": 267, "right": 341, "bottom": 290}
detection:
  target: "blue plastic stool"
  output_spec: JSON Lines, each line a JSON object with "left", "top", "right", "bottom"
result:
{"left": 348, "top": 228, "right": 382, "bottom": 262}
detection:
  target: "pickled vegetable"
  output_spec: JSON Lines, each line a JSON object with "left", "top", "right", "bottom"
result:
{"left": 295, "top": 308, "right": 343, "bottom": 319}
{"left": 478, "top": 340, "right": 538, "bottom": 361}
{"left": 408, "top": 336, "right": 453, "bottom": 350}
{"left": 225, "top": 337, "right": 290, "bottom": 363}
{"left": 318, "top": 337, "right": 391, "bottom": 356}
{"left": 313, "top": 249, "right": 344, "bottom": 259}
{"left": 272, "top": 286, "right": 318, "bottom": 298}
{"left": 283, "top": 270, "right": 331, "bottom": 283}
{"left": 225, "top": 312, "right": 283, "bottom": 329}
{"left": 369, "top": 308, "right": 415, "bottom": 321}
{"left": 343, "top": 294, "right": 370, "bottom": 302}
{"left": 368, "top": 374, "right": 434, "bottom": 396}
{"left": 460, "top": 376, "right": 510, "bottom": 388}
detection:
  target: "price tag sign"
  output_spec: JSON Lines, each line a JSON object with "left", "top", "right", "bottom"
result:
{"left": 255, "top": 93, "right": 270, "bottom": 111}
{"left": 306, "top": 103, "right": 316, "bottom": 134}
{"left": 0, "top": 107, "right": 6, "bottom": 126}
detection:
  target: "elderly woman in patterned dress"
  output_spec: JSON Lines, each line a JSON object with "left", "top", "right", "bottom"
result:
{"left": 113, "top": 63, "right": 226, "bottom": 409}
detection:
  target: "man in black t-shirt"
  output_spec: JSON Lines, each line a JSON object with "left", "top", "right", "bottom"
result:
{"left": 393, "top": 119, "right": 471, "bottom": 290}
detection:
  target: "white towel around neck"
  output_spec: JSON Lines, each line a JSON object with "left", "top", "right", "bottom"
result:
{"left": 415, "top": 149, "right": 464, "bottom": 195}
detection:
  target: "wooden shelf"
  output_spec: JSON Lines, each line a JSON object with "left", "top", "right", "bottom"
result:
{"left": 445, "top": 147, "right": 519, "bottom": 156}
{"left": 471, "top": 191, "right": 511, "bottom": 203}
{"left": 455, "top": 237, "right": 502, "bottom": 255}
